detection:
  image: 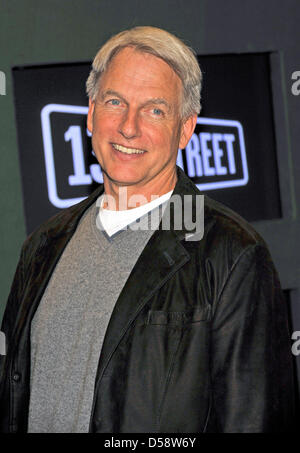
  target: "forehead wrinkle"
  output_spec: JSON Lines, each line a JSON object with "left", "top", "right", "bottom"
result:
{"left": 107, "top": 48, "right": 180, "bottom": 90}
{"left": 97, "top": 48, "right": 182, "bottom": 114}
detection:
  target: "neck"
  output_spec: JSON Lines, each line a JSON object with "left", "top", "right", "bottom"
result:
{"left": 102, "top": 167, "right": 177, "bottom": 210}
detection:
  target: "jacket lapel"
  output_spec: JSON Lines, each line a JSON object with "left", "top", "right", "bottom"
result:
{"left": 94, "top": 226, "right": 190, "bottom": 383}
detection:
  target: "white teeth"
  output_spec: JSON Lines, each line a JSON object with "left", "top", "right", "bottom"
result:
{"left": 112, "top": 144, "right": 145, "bottom": 154}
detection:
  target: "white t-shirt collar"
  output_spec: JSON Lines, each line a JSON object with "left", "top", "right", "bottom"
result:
{"left": 97, "top": 190, "right": 173, "bottom": 237}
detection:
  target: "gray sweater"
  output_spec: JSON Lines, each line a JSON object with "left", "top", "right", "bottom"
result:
{"left": 28, "top": 200, "right": 159, "bottom": 433}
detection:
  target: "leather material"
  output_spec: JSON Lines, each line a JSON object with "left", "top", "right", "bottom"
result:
{"left": 0, "top": 167, "right": 295, "bottom": 432}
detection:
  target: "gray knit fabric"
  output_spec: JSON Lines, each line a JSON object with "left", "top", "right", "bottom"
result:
{"left": 28, "top": 200, "right": 160, "bottom": 433}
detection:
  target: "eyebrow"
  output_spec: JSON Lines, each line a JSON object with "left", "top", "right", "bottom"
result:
{"left": 99, "top": 89, "right": 171, "bottom": 112}
{"left": 143, "top": 98, "right": 171, "bottom": 112}
{"left": 99, "top": 90, "right": 127, "bottom": 103}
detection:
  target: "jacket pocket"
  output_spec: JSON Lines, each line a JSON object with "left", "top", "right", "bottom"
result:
{"left": 146, "top": 305, "right": 211, "bottom": 326}
{"left": 105, "top": 305, "right": 211, "bottom": 432}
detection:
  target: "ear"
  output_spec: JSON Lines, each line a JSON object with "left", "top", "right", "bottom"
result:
{"left": 179, "top": 114, "right": 198, "bottom": 149}
{"left": 87, "top": 98, "right": 95, "bottom": 134}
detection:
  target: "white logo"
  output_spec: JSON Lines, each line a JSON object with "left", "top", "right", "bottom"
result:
{"left": 178, "top": 117, "right": 248, "bottom": 190}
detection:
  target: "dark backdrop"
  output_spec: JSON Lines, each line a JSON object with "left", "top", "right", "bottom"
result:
{"left": 0, "top": 0, "right": 299, "bottom": 402}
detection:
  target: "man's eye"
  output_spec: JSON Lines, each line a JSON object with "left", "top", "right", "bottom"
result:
{"left": 108, "top": 99, "right": 121, "bottom": 106}
{"left": 152, "top": 108, "right": 163, "bottom": 116}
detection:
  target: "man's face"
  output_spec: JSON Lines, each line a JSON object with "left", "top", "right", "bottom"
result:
{"left": 87, "top": 47, "right": 196, "bottom": 192}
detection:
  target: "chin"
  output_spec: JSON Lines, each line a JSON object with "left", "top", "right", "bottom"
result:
{"left": 104, "top": 167, "right": 146, "bottom": 186}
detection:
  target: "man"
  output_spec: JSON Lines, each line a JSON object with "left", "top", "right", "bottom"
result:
{"left": 0, "top": 26, "right": 295, "bottom": 433}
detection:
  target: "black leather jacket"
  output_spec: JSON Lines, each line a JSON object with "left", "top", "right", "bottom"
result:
{"left": 0, "top": 167, "right": 295, "bottom": 432}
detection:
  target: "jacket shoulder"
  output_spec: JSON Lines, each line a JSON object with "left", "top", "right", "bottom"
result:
{"left": 203, "top": 195, "right": 271, "bottom": 265}
{"left": 176, "top": 167, "right": 267, "bottom": 256}
{"left": 22, "top": 185, "right": 104, "bottom": 257}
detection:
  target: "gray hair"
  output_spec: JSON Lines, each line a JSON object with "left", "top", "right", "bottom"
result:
{"left": 86, "top": 26, "right": 202, "bottom": 119}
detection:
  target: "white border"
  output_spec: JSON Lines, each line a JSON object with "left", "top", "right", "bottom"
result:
{"left": 193, "top": 117, "right": 249, "bottom": 191}
{"left": 41, "top": 103, "right": 89, "bottom": 208}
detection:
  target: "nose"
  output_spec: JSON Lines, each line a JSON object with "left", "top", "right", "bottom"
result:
{"left": 118, "top": 108, "right": 141, "bottom": 140}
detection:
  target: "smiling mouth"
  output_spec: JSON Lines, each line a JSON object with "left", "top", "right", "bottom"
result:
{"left": 112, "top": 143, "right": 146, "bottom": 154}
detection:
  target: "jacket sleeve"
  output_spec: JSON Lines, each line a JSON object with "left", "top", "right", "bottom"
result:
{"left": 208, "top": 243, "right": 295, "bottom": 432}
